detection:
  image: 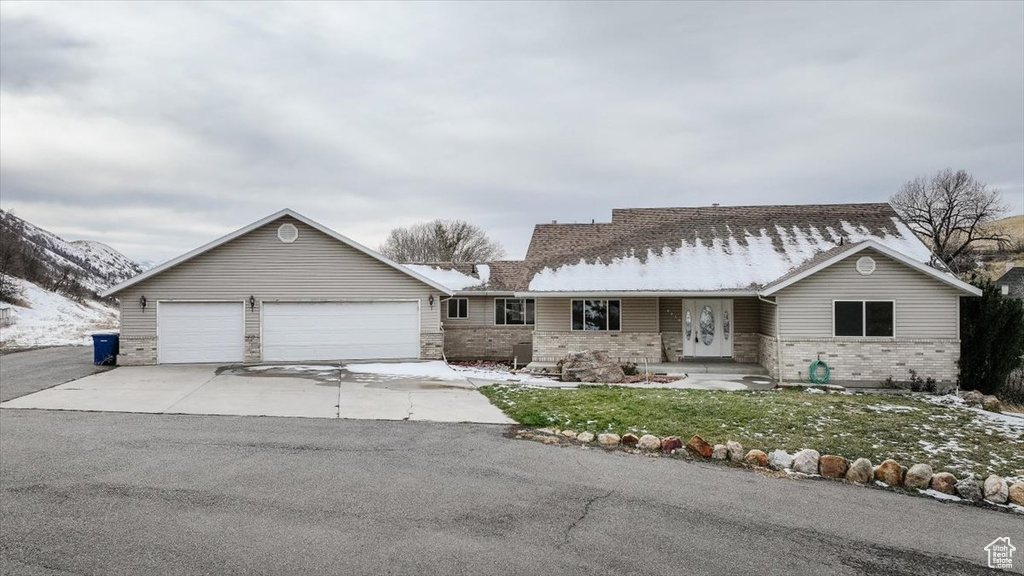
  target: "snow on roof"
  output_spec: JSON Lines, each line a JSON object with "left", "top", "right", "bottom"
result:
{"left": 403, "top": 264, "right": 486, "bottom": 291}
{"left": 527, "top": 213, "right": 939, "bottom": 292}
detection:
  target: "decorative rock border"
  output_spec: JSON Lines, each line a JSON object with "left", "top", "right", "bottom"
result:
{"left": 513, "top": 427, "right": 1024, "bottom": 513}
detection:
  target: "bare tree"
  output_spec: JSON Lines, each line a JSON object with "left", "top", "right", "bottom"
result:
{"left": 380, "top": 219, "right": 506, "bottom": 263}
{"left": 890, "top": 169, "right": 1009, "bottom": 272}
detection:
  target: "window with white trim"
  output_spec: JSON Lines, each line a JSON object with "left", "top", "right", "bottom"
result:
{"left": 495, "top": 298, "right": 535, "bottom": 325}
{"left": 834, "top": 301, "right": 894, "bottom": 337}
{"left": 447, "top": 298, "right": 468, "bottom": 319}
{"left": 571, "top": 299, "right": 621, "bottom": 331}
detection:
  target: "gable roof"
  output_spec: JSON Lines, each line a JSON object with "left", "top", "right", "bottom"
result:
{"left": 401, "top": 260, "right": 526, "bottom": 294}
{"left": 518, "top": 202, "right": 962, "bottom": 294}
{"left": 100, "top": 209, "right": 455, "bottom": 297}
{"left": 994, "top": 266, "right": 1024, "bottom": 299}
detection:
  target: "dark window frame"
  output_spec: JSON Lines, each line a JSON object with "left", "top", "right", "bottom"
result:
{"left": 494, "top": 298, "right": 535, "bottom": 325}
{"left": 833, "top": 300, "right": 895, "bottom": 338}
{"left": 446, "top": 298, "right": 468, "bottom": 319}
{"left": 570, "top": 299, "right": 622, "bottom": 331}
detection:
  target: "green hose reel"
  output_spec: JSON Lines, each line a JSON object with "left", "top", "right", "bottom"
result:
{"left": 809, "top": 358, "right": 831, "bottom": 384}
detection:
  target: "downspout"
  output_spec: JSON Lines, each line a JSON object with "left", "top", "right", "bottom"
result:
{"left": 438, "top": 295, "right": 452, "bottom": 363}
{"left": 758, "top": 294, "right": 783, "bottom": 385}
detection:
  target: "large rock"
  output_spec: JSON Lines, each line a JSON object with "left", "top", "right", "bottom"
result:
{"left": 638, "top": 434, "right": 661, "bottom": 451}
{"left": 560, "top": 351, "right": 626, "bottom": 383}
{"left": 621, "top": 433, "right": 639, "bottom": 446}
{"left": 983, "top": 475, "right": 1009, "bottom": 504}
{"left": 874, "top": 459, "right": 903, "bottom": 486}
{"left": 744, "top": 449, "right": 769, "bottom": 468}
{"left": 961, "top": 390, "right": 984, "bottom": 406}
{"left": 792, "top": 449, "right": 820, "bottom": 475}
{"left": 981, "top": 396, "right": 1003, "bottom": 413}
{"left": 726, "top": 441, "right": 744, "bottom": 463}
{"left": 845, "top": 458, "right": 873, "bottom": 484}
{"left": 929, "top": 472, "right": 957, "bottom": 494}
{"left": 711, "top": 444, "right": 728, "bottom": 460}
{"left": 576, "top": 432, "right": 595, "bottom": 443}
{"left": 661, "top": 436, "right": 683, "bottom": 453}
{"left": 685, "top": 435, "right": 713, "bottom": 458}
{"left": 597, "top": 433, "right": 620, "bottom": 447}
{"left": 818, "top": 455, "right": 848, "bottom": 479}
{"left": 904, "top": 464, "right": 933, "bottom": 490}
{"left": 1009, "top": 482, "right": 1024, "bottom": 505}
{"left": 955, "top": 477, "right": 982, "bottom": 502}
{"left": 768, "top": 450, "right": 793, "bottom": 471}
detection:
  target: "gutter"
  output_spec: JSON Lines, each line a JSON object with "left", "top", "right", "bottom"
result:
{"left": 514, "top": 290, "right": 760, "bottom": 298}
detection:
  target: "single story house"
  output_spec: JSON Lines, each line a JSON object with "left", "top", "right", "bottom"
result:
{"left": 410, "top": 203, "right": 980, "bottom": 385}
{"left": 103, "top": 203, "right": 980, "bottom": 386}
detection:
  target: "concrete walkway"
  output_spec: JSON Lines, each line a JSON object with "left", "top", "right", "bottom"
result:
{"left": 0, "top": 363, "right": 513, "bottom": 424}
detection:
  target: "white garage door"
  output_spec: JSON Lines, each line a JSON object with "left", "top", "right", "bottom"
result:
{"left": 262, "top": 301, "right": 419, "bottom": 362}
{"left": 158, "top": 302, "right": 244, "bottom": 364}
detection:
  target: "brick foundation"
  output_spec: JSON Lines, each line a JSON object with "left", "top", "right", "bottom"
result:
{"left": 778, "top": 338, "right": 960, "bottom": 386}
{"left": 533, "top": 331, "right": 663, "bottom": 363}
{"left": 757, "top": 334, "right": 779, "bottom": 379}
{"left": 244, "top": 334, "right": 260, "bottom": 363}
{"left": 117, "top": 335, "right": 157, "bottom": 366}
{"left": 443, "top": 325, "right": 532, "bottom": 361}
{"left": 732, "top": 332, "right": 758, "bottom": 363}
{"left": 420, "top": 332, "right": 444, "bottom": 360}
{"left": 662, "top": 332, "right": 684, "bottom": 362}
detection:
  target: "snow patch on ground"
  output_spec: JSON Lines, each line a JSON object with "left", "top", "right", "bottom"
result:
{"left": 450, "top": 364, "right": 560, "bottom": 384}
{"left": 919, "top": 489, "right": 961, "bottom": 502}
{"left": 344, "top": 361, "right": 466, "bottom": 380}
{"left": 0, "top": 278, "right": 118, "bottom": 347}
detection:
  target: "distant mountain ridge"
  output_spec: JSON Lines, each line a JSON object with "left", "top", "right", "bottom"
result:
{"left": 0, "top": 209, "right": 142, "bottom": 302}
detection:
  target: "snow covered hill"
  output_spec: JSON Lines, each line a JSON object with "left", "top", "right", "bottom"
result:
{"left": 0, "top": 277, "right": 118, "bottom": 347}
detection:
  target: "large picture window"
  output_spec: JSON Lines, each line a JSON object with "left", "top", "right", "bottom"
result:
{"left": 495, "top": 298, "right": 535, "bottom": 325}
{"left": 571, "top": 299, "right": 621, "bottom": 331}
{"left": 834, "top": 301, "right": 894, "bottom": 337}
{"left": 447, "top": 298, "right": 468, "bottom": 319}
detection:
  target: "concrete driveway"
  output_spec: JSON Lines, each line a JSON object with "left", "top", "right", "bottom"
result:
{"left": 0, "top": 361, "right": 513, "bottom": 424}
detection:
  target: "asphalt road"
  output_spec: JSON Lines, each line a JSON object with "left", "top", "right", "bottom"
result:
{"left": 2, "top": 409, "right": 1021, "bottom": 576}
{"left": 0, "top": 347, "right": 111, "bottom": 402}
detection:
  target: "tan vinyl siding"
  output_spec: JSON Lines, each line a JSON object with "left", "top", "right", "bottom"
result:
{"left": 659, "top": 298, "right": 682, "bottom": 333}
{"left": 535, "top": 297, "right": 658, "bottom": 332}
{"left": 118, "top": 216, "right": 443, "bottom": 338}
{"left": 759, "top": 298, "right": 777, "bottom": 336}
{"left": 776, "top": 248, "right": 960, "bottom": 339}
{"left": 441, "top": 296, "right": 495, "bottom": 326}
{"left": 733, "top": 297, "right": 759, "bottom": 333}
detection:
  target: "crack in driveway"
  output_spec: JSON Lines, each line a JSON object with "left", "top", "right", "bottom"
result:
{"left": 558, "top": 490, "right": 614, "bottom": 549}
{"left": 403, "top": 391, "right": 413, "bottom": 420}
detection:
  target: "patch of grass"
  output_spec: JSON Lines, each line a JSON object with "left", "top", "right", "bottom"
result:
{"left": 479, "top": 385, "right": 1024, "bottom": 479}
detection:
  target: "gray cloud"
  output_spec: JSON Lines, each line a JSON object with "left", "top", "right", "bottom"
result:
{"left": 1, "top": 1, "right": 1021, "bottom": 263}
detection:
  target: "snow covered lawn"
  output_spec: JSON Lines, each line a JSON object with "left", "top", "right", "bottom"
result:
{"left": 0, "top": 278, "right": 118, "bottom": 348}
{"left": 480, "top": 386, "right": 1024, "bottom": 480}
{"left": 342, "top": 361, "right": 560, "bottom": 384}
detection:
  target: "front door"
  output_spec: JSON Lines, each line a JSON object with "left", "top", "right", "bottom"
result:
{"left": 682, "top": 299, "right": 733, "bottom": 358}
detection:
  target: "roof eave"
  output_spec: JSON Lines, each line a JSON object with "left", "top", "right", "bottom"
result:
{"left": 514, "top": 290, "right": 760, "bottom": 298}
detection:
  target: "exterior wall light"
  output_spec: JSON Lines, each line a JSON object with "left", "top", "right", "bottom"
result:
{"left": 248, "top": 295, "right": 256, "bottom": 311}
{"left": 428, "top": 295, "right": 435, "bottom": 308}
{"left": 139, "top": 295, "right": 147, "bottom": 311}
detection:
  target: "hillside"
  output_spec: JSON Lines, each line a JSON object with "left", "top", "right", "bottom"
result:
{"left": 976, "top": 214, "right": 1024, "bottom": 280}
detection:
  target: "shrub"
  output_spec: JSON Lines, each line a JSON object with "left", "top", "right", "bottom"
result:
{"left": 621, "top": 363, "right": 639, "bottom": 376}
{"left": 959, "top": 279, "right": 1024, "bottom": 394}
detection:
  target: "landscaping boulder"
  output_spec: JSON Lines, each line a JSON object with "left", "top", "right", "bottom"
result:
{"left": 560, "top": 351, "right": 626, "bottom": 383}
{"left": 1009, "top": 482, "right": 1024, "bottom": 506}
{"left": 726, "top": 441, "right": 744, "bottom": 463}
{"left": 621, "top": 433, "right": 639, "bottom": 446}
{"left": 744, "top": 449, "right": 769, "bottom": 468}
{"left": 961, "top": 390, "right": 984, "bottom": 406}
{"left": 768, "top": 450, "right": 794, "bottom": 471}
{"left": 845, "top": 458, "right": 873, "bottom": 484}
{"left": 542, "top": 435, "right": 560, "bottom": 445}
{"left": 597, "top": 433, "right": 620, "bottom": 447}
{"left": 874, "top": 459, "right": 903, "bottom": 486}
{"left": 818, "top": 455, "right": 848, "bottom": 479}
{"left": 685, "top": 435, "right": 713, "bottom": 458}
{"left": 981, "top": 395, "right": 1003, "bottom": 413}
{"left": 904, "top": 464, "right": 933, "bottom": 490}
{"left": 711, "top": 444, "right": 728, "bottom": 460}
{"left": 929, "top": 472, "right": 957, "bottom": 495}
{"left": 955, "top": 477, "right": 983, "bottom": 502}
{"left": 792, "top": 449, "right": 820, "bottom": 475}
{"left": 576, "top": 432, "right": 595, "bottom": 443}
{"left": 983, "top": 475, "right": 1009, "bottom": 504}
{"left": 661, "top": 436, "right": 683, "bottom": 453}
{"left": 638, "top": 434, "right": 661, "bottom": 451}
{"left": 562, "top": 430, "right": 578, "bottom": 438}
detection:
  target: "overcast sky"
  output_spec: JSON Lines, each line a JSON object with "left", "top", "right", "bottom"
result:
{"left": 1, "top": 1, "right": 1022, "bottom": 264}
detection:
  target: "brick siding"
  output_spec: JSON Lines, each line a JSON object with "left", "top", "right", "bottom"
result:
{"left": 533, "top": 331, "right": 663, "bottom": 363}
{"left": 443, "top": 325, "right": 532, "bottom": 361}
{"left": 778, "top": 338, "right": 959, "bottom": 386}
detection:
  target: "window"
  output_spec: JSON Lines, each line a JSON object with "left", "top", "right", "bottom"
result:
{"left": 495, "top": 298, "right": 534, "bottom": 325}
{"left": 571, "top": 299, "right": 621, "bottom": 331}
{"left": 834, "top": 301, "right": 894, "bottom": 337}
{"left": 447, "top": 298, "right": 468, "bottom": 319}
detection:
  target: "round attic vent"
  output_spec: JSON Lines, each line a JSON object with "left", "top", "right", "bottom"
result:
{"left": 856, "top": 256, "right": 876, "bottom": 275}
{"left": 277, "top": 223, "right": 299, "bottom": 243}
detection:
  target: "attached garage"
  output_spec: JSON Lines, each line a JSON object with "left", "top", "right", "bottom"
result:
{"left": 157, "top": 302, "right": 244, "bottom": 364}
{"left": 262, "top": 301, "right": 419, "bottom": 362}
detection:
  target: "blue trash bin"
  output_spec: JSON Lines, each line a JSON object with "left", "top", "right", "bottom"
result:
{"left": 92, "top": 332, "right": 119, "bottom": 366}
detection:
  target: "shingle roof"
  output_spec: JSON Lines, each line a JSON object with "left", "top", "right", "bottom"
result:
{"left": 519, "top": 202, "right": 940, "bottom": 292}
{"left": 994, "top": 266, "right": 1024, "bottom": 300}
{"left": 401, "top": 261, "right": 526, "bottom": 293}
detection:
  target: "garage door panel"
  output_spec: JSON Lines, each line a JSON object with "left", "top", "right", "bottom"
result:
{"left": 262, "top": 302, "right": 419, "bottom": 362}
{"left": 158, "top": 302, "right": 244, "bottom": 364}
